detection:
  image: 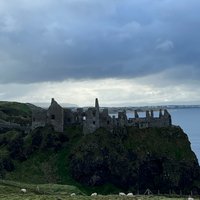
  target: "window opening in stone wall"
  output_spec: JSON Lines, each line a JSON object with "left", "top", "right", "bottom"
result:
{"left": 93, "top": 121, "right": 95, "bottom": 125}
{"left": 51, "top": 115, "right": 55, "bottom": 120}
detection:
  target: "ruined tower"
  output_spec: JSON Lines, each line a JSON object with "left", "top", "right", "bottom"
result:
{"left": 95, "top": 98, "right": 100, "bottom": 128}
{"left": 47, "top": 98, "right": 64, "bottom": 132}
{"left": 83, "top": 98, "right": 100, "bottom": 134}
{"left": 118, "top": 110, "right": 128, "bottom": 127}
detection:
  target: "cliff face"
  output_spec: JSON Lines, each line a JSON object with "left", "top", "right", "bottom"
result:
{"left": 69, "top": 126, "right": 200, "bottom": 193}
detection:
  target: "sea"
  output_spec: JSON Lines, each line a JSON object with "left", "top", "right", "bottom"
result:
{"left": 169, "top": 108, "right": 200, "bottom": 163}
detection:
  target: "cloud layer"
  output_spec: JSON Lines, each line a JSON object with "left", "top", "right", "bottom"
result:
{"left": 1, "top": 75, "right": 200, "bottom": 106}
{"left": 0, "top": 0, "right": 200, "bottom": 84}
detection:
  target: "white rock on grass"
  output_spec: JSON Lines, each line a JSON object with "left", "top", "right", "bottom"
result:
{"left": 20, "top": 188, "right": 27, "bottom": 193}
{"left": 119, "top": 192, "right": 126, "bottom": 196}
{"left": 70, "top": 193, "right": 76, "bottom": 196}
{"left": 91, "top": 192, "right": 97, "bottom": 196}
{"left": 127, "top": 192, "right": 134, "bottom": 197}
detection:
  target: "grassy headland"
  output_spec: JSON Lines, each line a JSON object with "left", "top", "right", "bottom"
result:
{"left": 0, "top": 101, "right": 199, "bottom": 196}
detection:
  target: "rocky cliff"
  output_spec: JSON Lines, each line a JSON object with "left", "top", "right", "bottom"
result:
{"left": 69, "top": 126, "right": 200, "bottom": 194}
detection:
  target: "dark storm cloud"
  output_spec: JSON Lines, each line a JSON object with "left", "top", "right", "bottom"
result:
{"left": 0, "top": 0, "right": 200, "bottom": 83}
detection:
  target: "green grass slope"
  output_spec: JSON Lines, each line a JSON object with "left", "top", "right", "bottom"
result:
{"left": 0, "top": 101, "right": 32, "bottom": 126}
{"left": 2, "top": 125, "right": 199, "bottom": 195}
{"left": 0, "top": 181, "right": 194, "bottom": 200}
{"left": 4, "top": 126, "right": 120, "bottom": 195}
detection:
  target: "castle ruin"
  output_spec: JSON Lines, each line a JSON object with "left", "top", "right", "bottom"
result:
{"left": 32, "top": 98, "right": 172, "bottom": 134}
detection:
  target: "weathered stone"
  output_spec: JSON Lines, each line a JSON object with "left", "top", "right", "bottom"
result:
{"left": 32, "top": 98, "right": 172, "bottom": 134}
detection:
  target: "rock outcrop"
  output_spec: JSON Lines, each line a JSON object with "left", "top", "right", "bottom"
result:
{"left": 69, "top": 126, "right": 200, "bottom": 194}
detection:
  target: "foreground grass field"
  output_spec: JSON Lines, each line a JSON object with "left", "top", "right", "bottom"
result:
{"left": 0, "top": 195, "right": 194, "bottom": 200}
{"left": 0, "top": 180, "right": 198, "bottom": 200}
{"left": 0, "top": 194, "right": 196, "bottom": 200}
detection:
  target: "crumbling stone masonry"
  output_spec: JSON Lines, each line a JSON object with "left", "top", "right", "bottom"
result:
{"left": 32, "top": 98, "right": 172, "bottom": 134}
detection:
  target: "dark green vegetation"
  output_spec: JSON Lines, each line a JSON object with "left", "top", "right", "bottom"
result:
{"left": 0, "top": 101, "right": 32, "bottom": 127}
{"left": 0, "top": 101, "right": 200, "bottom": 196}
{"left": 70, "top": 127, "right": 200, "bottom": 194}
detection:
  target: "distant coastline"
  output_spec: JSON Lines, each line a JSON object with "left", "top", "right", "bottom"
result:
{"left": 104, "top": 105, "right": 200, "bottom": 114}
{"left": 26, "top": 102, "right": 200, "bottom": 112}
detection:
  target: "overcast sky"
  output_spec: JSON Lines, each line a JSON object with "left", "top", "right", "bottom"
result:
{"left": 0, "top": 0, "right": 200, "bottom": 106}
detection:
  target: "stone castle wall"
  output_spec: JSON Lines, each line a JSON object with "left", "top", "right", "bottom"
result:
{"left": 46, "top": 98, "right": 64, "bottom": 132}
{"left": 31, "top": 98, "right": 172, "bottom": 134}
{"left": 32, "top": 109, "right": 47, "bottom": 130}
